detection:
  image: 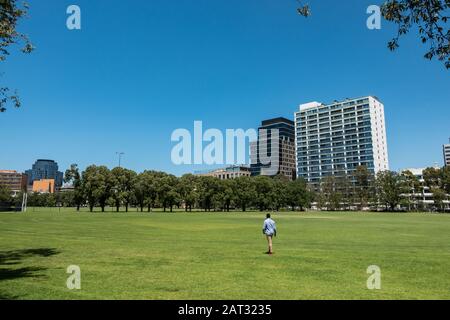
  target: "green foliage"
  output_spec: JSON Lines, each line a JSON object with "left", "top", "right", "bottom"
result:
{"left": 233, "top": 176, "right": 256, "bottom": 212}
{"left": 382, "top": 0, "right": 450, "bottom": 69}
{"left": 399, "top": 170, "right": 421, "bottom": 211}
{"left": 0, "top": 0, "right": 34, "bottom": 112}
{"left": 111, "top": 167, "right": 137, "bottom": 212}
{"left": 253, "top": 176, "right": 274, "bottom": 211}
{"left": 0, "top": 184, "right": 12, "bottom": 207}
{"left": 353, "top": 165, "right": 374, "bottom": 210}
{"left": 64, "top": 164, "right": 83, "bottom": 210}
{"left": 286, "top": 178, "right": 312, "bottom": 211}
{"left": 375, "top": 171, "right": 403, "bottom": 211}
{"left": 178, "top": 174, "right": 199, "bottom": 212}
{"left": 431, "top": 187, "right": 447, "bottom": 211}
{"left": 297, "top": 0, "right": 450, "bottom": 68}
{"left": 81, "top": 165, "right": 113, "bottom": 212}
{"left": 421, "top": 166, "right": 450, "bottom": 212}
{"left": 320, "top": 176, "right": 344, "bottom": 211}
{"left": 27, "top": 192, "right": 56, "bottom": 207}
{"left": 44, "top": 164, "right": 450, "bottom": 213}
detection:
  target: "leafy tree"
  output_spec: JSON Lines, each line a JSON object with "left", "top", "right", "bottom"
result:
{"left": 178, "top": 174, "right": 199, "bottom": 212}
{"left": 0, "top": 0, "right": 34, "bottom": 112}
{"left": 133, "top": 172, "right": 148, "bottom": 212}
{"left": 0, "top": 184, "right": 12, "bottom": 208}
{"left": 353, "top": 165, "right": 374, "bottom": 210}
{"left": 27, "top": 192, "right": 56, "bottom": 207}
{"left": 269, "top": 176, "right": 288, "bottom": 211}
{"left": 59, "top": 191, "right": 76, "bottom": 207}
{"left": 197, "top": 176, "right": 219, "bottom": 211}
{"left": 111, "top": 167, "right": 137, "bottom": 212}
{"left": 400, "top": 170, "right": 421, "bottom": 211}
{"left": 423, "top": 166, "right": 442, "bottom": 187}
{"left": 441, "top": 166, "right": 450, "bottom": 194}
{"left": 314, "top": 189, "right": 326, "bottom": 211}
{"left": 144, "top": 171, "right": 160, "bottom": 212}
{"left": 64, "top": 164, "right": 84, "bottom": 211}
{"left": 253, "top": 176, "right": 274, "bottom": 211}
{"left": 212, "top": 179, "right": 235, "bottom": 212}
{"left": 431, "top": 187, "right": 446, "bottom": 211}
{"left": 44, "top": 193, "right": 56, "bottom": 207}
{"left": 375, "top": 170, "right": 403, "bottom": 211}
{"left": 321, "top": 176, "right": 343, "bottom": 211}
{"left": 233, "top": 176, "right": 256, "bottom": 212}
{"left": 286, "top": 178, "right": 312, "bottom": 211}
{"left": 336, "top": 174, "right": 354, "bottom": 211}
{"left": 423, "top": 166, "right": 449, "bottom": 211}
{"left": 157, "top": 173, "right": 179, "bottom": 212}
{"left": 81, "top": 165, "right": 113, "bottom": 212}
{"left": 297, "top": 0, "right": 450, "bottom": 68}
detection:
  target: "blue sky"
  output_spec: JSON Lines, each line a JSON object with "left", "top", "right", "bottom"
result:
{"left": 1, "top": 0, "right": 449, "bottom": 176}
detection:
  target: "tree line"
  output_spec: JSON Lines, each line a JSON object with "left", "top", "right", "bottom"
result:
{"left": 1, "top": 164, "right": 449, "bottom": 212}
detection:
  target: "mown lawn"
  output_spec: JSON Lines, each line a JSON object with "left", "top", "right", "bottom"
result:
{"left": 1, "top": 208, "right": 450, "bottom": 300}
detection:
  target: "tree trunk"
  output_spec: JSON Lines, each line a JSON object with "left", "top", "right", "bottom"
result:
{"left": 125, "top": 203, "right": 129, "bottom": 212}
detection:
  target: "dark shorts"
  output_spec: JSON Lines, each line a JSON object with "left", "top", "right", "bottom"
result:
{"left": 265, "top": 234, "right": 274, "bottom": 237}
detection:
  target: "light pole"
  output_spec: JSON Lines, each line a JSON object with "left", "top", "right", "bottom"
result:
{"left": 116, "top": 152, "right": 124, "bottom": 168}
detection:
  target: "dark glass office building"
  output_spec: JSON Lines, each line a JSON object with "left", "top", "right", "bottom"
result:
{"left": 25, "top": 159, "right": 64, "bottom": 188}
{"left": 250, "top": 117, "right": 296, "bottom": 180}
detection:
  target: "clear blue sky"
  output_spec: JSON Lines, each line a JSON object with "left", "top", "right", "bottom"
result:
{"left": 1, "top": 0, "right": 449, "bottom": 176}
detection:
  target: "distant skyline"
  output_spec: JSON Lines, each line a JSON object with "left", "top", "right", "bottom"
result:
{"left": 1, "top": 0, "right": 449, "bottom": 176}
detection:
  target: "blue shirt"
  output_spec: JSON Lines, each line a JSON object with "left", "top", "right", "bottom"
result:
{"left": 262, "top": 218, "right": 277, "bottom": 236}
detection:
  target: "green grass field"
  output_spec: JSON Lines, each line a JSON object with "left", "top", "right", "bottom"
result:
{"left": 1, "top": 208, "right": 450, "bottom": 300}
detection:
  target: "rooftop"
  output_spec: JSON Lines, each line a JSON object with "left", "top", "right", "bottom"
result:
{"left": 298, "top": 96, "right": 381, "bottom": 111}
{"left": 261, "top": 117, "right": 294, "bottom": 126}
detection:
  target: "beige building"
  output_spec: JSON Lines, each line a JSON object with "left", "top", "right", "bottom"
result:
{"left": 0, "top": 170, "right": 27, "bottom": 196}
{"left": 196, "top": 166, "right": 251, "bottom": 180}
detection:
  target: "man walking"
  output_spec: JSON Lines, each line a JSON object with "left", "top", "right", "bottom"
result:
{"left": 262, "top": 214, "right": 277, "bottom": 255}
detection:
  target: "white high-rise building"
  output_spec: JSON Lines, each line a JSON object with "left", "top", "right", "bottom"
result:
{"left": 295, "top": 96, "right": 389, "bottom": 185}
{"left": 444, "top": 142, "right": 450, "bottom": 167}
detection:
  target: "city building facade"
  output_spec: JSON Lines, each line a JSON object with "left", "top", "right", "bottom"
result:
{"left": 295, "top": 96, "right": 389, "bottom": 186}
{"left": 444, "top": 142, "right": 450, "bottom": 167}
{"left": 401, "top": 167, "right": 450, "bottom": 210}
{"left": 25, "top": 159, "right": 63, "bottom": 188}
{"left": 32, "top": 179, "right": 55, "bottom": 194}
{"left": 0, "top": 170, "right": 27, "bottom": 196}
{"left": 196, "top": 166, "right": 251, "bottom": 180}
{"left": 250, "top": 117, "right": 296, "bottom": 180}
